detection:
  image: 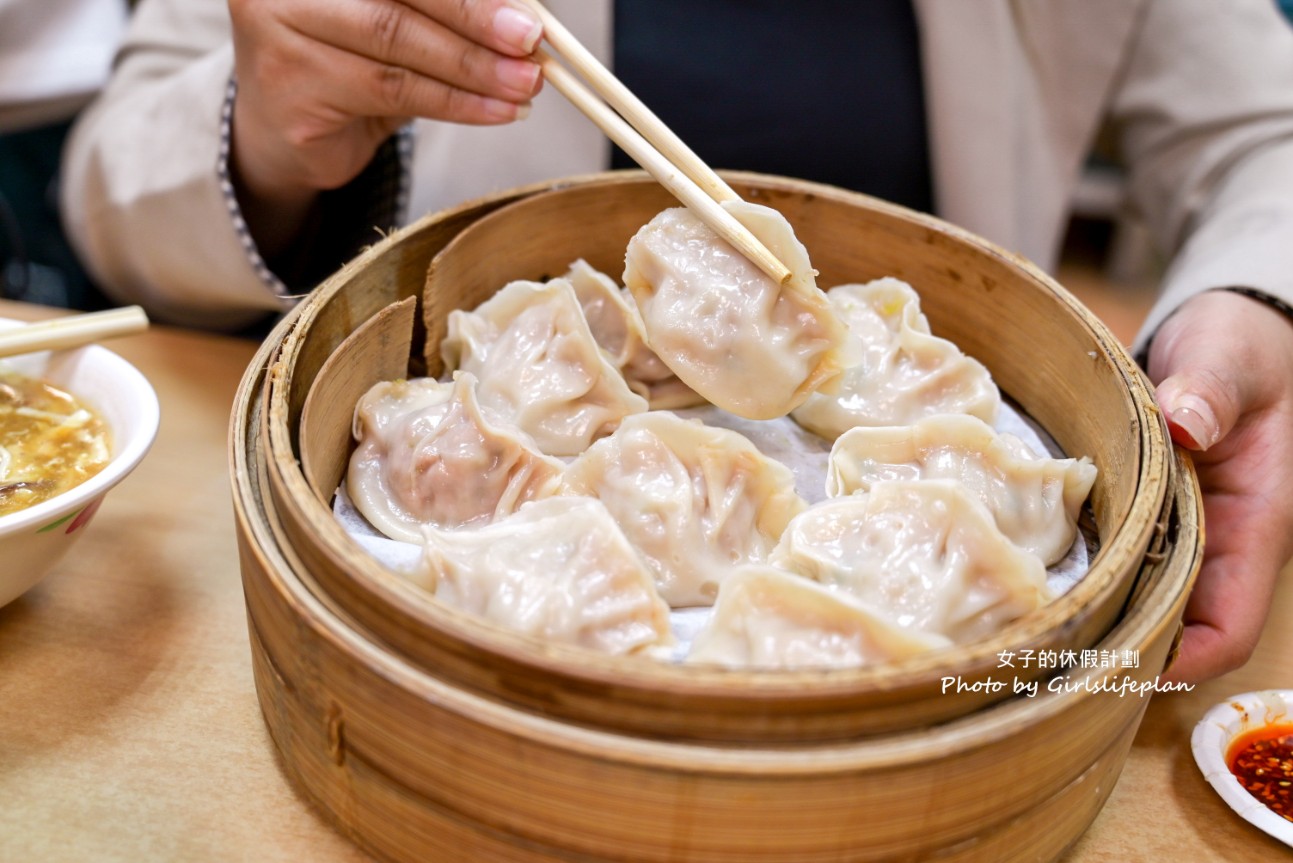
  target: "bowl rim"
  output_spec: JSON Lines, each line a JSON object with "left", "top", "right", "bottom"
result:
{"left": 1192, "top": 689, "right": 1293, "bottom": 847}
{"left": 0, "top": 316, "right": 161, "bottom": 534}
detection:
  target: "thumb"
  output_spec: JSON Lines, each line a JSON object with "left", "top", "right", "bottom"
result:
{"left": 1153, "top": 368, "right": 1241, "bottom": 452}
{"left": 1148, "top": 300, "right": 1250, "bottom": 452}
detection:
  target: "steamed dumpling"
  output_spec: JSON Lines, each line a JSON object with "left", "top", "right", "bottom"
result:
{"left": 561, "top": 411, "right": 807, "bottom": 607}
{"left": 687, "top": 565, "right": 951, "bottom": 669}
{"left": 441, "top": 278, "right": 648, "bottom": 456}
{"left": 771, "top": 480, "right": 1052, "bottom": 643}
{"left": 563, "top": 259, "right": 702, "bottom": 410}
{"left": 623, "top": 201, "right": 855, "bottom": 420}
{"left": 347, "top": 372, "right": 564, "bottom": 543}
{"left": 791, "top": 278, "right": 999, "bottom": 439}
{"left": 827, "top": 414, "right": 1097, "bottom": 565}
{"left": 414, "top": 497, "right": 673, "bottom": 656}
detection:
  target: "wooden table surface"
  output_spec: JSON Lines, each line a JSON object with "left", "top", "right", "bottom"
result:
{"left": 0, "top": 298, "right": 1288, "bottom": 862}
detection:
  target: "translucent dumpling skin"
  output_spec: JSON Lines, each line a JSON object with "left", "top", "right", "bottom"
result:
{"left": 772, "top": 480, "right": 1052, "bottom": 644}
{"left": 561, "top": 411, "right": 807, "bottom": 607}
{"left": 347, "top": 372, "right": 564, "bottom": 543}
{"left": 415, "top": 497, "right": 674, "bottom": 656}
{"left": 687, "top": 565, "right": 950, "bottom": 669}
{"left": 623, "top": 201, "right": 854, "bottom": 420}
{"left": 563, "top": 259, "right": 702, "bottom": 410}
{"left": 791, "top": 278, "right": 1000, "bottom": 439}
{"left": 441, "top": 278, "right": 648, "bottom": 456}
{"left": 827, "top": 414, "right": 1097, "bottom": 565}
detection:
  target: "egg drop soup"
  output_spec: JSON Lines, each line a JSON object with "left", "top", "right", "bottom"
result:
{"left": 0, "top": 371, "right": 110, "bottom": 517}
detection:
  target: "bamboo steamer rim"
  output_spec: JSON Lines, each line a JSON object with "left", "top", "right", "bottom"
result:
{"left": 236, "top": 326, "right": 1201, "bottom": 773}
{"left": 261, "top": 170, "right": 1171, "bottom": 703}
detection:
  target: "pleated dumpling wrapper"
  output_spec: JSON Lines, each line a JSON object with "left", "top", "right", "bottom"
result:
{"left": 563, "top": 259, "right": 702, "bottom": 410}
{"left": 441, "top": 277, "right": 648, "bottom": 456}
{"left": 687, "top": 565, "right": 951, "bottom": 669}
{"left": 413, "top": 497, "right": 674, "bottom": 656}
{"left": 790, "top": 278, "right": 1000, "bottom": 440}
{"left": 623, "top": 200, "right": 856, "bottom": 420}
{"left": 347, "top": 372, "right": 565, "bottom": 543}
{"left": 562, "top": 411, "right": 808, "bottom": 608}
{"left": 771, "top": 480, "right": 1052, "bottom": 644}
{"left": 827, "top": 414, "right": 1097, "bottom": 566}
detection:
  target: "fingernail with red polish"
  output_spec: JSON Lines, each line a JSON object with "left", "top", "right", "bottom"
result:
{"left": 1165, "top": 398, "right": 1220, "bottom": 450}
{"left": 495, "top": 6, "right": 542, "bottom": 54}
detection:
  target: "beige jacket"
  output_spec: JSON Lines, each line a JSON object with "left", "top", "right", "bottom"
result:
{"left": 62, "top": 0, "right": 1293, "bottom": 341}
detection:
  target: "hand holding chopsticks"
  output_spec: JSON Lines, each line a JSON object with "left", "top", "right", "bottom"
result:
{"left": 519, "top": 0, "right": 793, "bottom": 285}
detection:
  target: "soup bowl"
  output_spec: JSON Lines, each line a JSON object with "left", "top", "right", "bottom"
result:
{"left": 0, "top": 316, "right": 160, "bottom": 607}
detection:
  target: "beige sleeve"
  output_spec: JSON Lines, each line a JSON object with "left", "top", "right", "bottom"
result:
{"left": 1109, "top": 0, "right": 1293, "bottom": 352}
{"left": 60, "top": 0, "right": 293, "bottom": 330}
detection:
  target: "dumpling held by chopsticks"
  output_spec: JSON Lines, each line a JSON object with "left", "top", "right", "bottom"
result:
{"left": 623, "top": 201, "right": 856, "bottom": 420}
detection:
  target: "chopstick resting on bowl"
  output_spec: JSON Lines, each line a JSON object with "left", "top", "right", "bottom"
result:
{"left": 0, "top": 306, "right": 149, "bottom": 360}
{"left": 520, "top": 0, "right": 793, "bottom": 285}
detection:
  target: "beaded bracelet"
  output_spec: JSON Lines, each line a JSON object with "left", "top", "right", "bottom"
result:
{"left": 1219, "top": 285, "right": 1293, "bottom": 324}
{"left": 217, "top": 76, "right": 413, "bottom": 299}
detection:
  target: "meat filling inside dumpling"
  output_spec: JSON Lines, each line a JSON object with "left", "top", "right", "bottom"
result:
{"left": 563, "top": 259, "right": 702, "bottom": 410}
{"left": 827, "top": 414, "right": 1097, "bottom": 565}
{"left": 791, "top": 278, "right": 999, "bottom": 439}
{"left": 623, "top": 201, "right": 855, "bottom": 420}
{"left": 441, "top": 278, "right": 648, "bottom": 456}
{"left": 347, "top": 372, "right": 565, "bottom": 543}
{"left": 562, "top": 411, "right": 807, "bottom": 607}
{"left": 687, "top": 565, "right": 951, "bottom": 669}
{"left": 414, "top": 497, "right": 674, "bottom": 656}
{"left": 772, "top": 480, "right": 1052, "bottom": 643}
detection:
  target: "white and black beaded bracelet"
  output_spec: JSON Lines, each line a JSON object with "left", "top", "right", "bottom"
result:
{"left": 217, "top": 76, "right": 289, "bottom": 296}
{"left": 217, "top": 76, "right": 414, "bottom": 298}
{"left": 1219, "top": 285, "right": 1293, "bottom": 324}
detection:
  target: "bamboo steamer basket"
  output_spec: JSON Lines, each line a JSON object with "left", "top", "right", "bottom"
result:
{"left": 247, "top": 172, "right": 1178, "bottom": 744}
{"left": 231, "top": 171, "right": 1202, "bottom": 861}
{"left": 233, "top": 357, "right": 1200, "bottom": 863}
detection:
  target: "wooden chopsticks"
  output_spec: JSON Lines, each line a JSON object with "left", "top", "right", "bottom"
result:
{"left": 521, "top": 0, "right": 793, "bottom": 285}
{"left": 0, "top": 306, "right": 149, "bottom": 360}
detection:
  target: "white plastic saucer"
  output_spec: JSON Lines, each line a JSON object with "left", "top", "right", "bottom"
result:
{"left": 1192, "top": 689, "right": 1293, "bottom": 847}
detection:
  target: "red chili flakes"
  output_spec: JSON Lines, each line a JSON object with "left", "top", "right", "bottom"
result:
{"left": 1227, "top": 723, "right": 1293, "bottom": 822}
